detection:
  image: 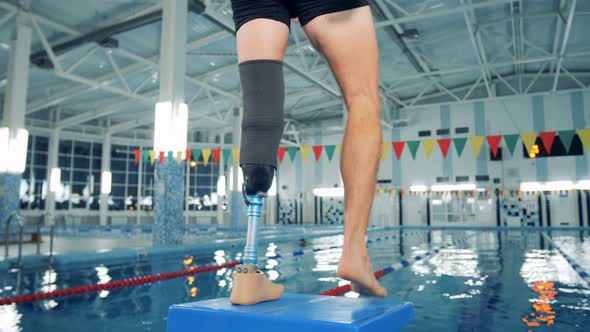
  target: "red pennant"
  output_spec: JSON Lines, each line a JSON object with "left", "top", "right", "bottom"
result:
{"left": 185, "top": 149, "right": 192, "bottom": 162}
{"left": 392, "top": 141, "right": 405, "bottom": 160}
{"left": 312, "top": 146, "right": 323, "bottom": 161}
{"left": 437, "top": 139, "right": 452, "bottom": 158}
{"left": 212, "top": 149, "right": 221, "bottom": 165}
{"left": 486, "top": 135, "right": 503, "bottom": 157}
{"left": 133, "top": 149, "right": 141, "bottom": 165}
{"left": 278, "top": 147, "right": 287, "bottom": 163}
{"left": 159, "top": 152, "right": 165, "bottom": 165}
{"left": 540, "top": 132, "right": 556, "bottom": 153}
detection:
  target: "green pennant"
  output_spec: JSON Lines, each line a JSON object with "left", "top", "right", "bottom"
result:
{"left": 167, "top": 151, "right": 174, "bottom": 162}
{"left": 142, "top": 150, "right": 149, "bottom": 163}
{"left": 324, "top": 145, "right": 336, "bottom": 161}
{"left": 503, "top": 134, "right": 520, "bottom": 156}
{"left": 192, "top": 149, "right": 202, "bottom": 162}
{"left": 452, "top": 138, "right": 467, "bottom": 157}
{"left": 407, "top": 141, "right": 420, "bottom": 160}
{"left": 287, "top": 147, "right": 299, "bottom": 161}
{"left": 558, "top": 130, "right": 576, "bottom": 153}
{"left": 222, "top": 148, "right": 232, "bottom": 164}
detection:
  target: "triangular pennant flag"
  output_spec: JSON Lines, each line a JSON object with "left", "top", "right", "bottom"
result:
{"left": 407, "top": 141, "right": 420, "bottom": 160}
{"left": 486, "top": 135, "right": 503, "bottom": 157}
{"left": 278, "top": 147, "right": 287, "bottom": 164}
{"left": 422, "top": 140, "right": 436, "bottom": 159}
{"left": 133, "top": 149, "right": 141, "bottom": 165}
{"left": 453, "top": 138, "right": 467, "bottom": 157}
{"left": 176, "top": 151, "right": 183, "bottom": 164}
{"left": 324, "top": 145, "right": 336, "bottom": 161}
{"left": 469, "top": 136, "right": 485, "bottom": 157}
{"left": 222, "top": 149, "right": 232, "bottom": 164}
{"left": 287, "top": 147, "right": 298, "bottom": 161}
{"left": 142, "top": 150, "right": 149, "bottom": 164}
{"left": 437, "top": 139, "right": 452, "bottom": 158}
{"left": 167, "top": 151, "right": 174, "bottom": 162}
{"left": 312, "top": 146, "right": 324, "bottom": 161}
{"left": 521, "top": 133, "right": 538, "bottom": 153}
{"left": 300, "top": 146, "right": 311, "bottom": 161}
{"left": 380, "top": 142, "right": 390, "bottom": 161}
{"left": 539, "top": 132, "right": 556, "bottom": 153}
{"left": 503, "top": 134, "right": 519, "bottom": 156}
{"left": 558, "top": 130, "right": 576, "bottom": 153}
{"left": 392, "top": 141, "right": 405, "bottom": 160}
{"left": 159, "top": 151, "right": 165, "bottom": 165}
{"left": 149, "top": 150, "right": 156, "bottom": 166}
{"left": 232, "top": 148, "right": 240, "bottom": 165}
{"left": 577, "top": 129, "right": 590, "bottom": 150}
{"left": 212, "top": 149, "right": 221, "bottom": 165}
{"left": 202, "top": 149, "right": 212, "bottom": 166}
{"left": 193, "top": 149, "right": 202, "bottom": 164}
{"left": 185, "top": 149, "right": 193, "bottom": 162}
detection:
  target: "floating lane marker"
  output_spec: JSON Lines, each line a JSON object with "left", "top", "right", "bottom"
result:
{"left": 320, "top": 232, "right": 479, "bottom": 296}
{"left": 541, "top": 232, "right": 590, "bottom": 287}
{"left": 0, "top": 262, "right": 239, "bottom": 306}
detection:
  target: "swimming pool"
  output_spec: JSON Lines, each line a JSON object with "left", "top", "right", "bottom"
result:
{"left": 1, "top": 228, "right": 589, "bottom": 332}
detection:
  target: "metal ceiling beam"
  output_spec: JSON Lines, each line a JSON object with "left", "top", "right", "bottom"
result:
{"left": 375, "top": 0, "right": 515, "bottom": 27}
{"left": 552, "top": 0, "right": 577, "bottom": 92}
{"left": 460, "top": 0, "right": 493, "bottom": 97}
{"left": 383, "top": 51, "right": 590, "bottom": 83}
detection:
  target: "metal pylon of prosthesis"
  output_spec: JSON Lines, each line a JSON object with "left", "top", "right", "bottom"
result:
{"left": 242, "top": 195, "right": 263, "bottom": 266}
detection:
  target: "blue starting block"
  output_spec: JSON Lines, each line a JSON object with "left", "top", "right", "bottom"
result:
{"left": 167, "top": 293, "right": 414, "bottom": 332}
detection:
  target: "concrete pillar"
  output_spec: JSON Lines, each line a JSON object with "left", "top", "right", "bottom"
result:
{"left": 0, "top": 5, "right": 32, "bottom": 224}
{"left": 99, "top": 135, "right": 111, "bottom": 226}
{"left": 230, "top": 107, "right": 244, "bottom": 227}
{"left": 153, "top": 0, "right": 188, "bottom": 245}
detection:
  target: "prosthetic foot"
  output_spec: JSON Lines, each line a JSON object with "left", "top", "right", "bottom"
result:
{"left": 230, "top": 164, "right": 284, "bottom": 306}
{"left": 230, "top": 264, "right": 284, "bottom": 305}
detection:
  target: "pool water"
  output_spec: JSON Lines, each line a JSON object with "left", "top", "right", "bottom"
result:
{"left": 1, "top": 229, "right": 589, "bottom": 332}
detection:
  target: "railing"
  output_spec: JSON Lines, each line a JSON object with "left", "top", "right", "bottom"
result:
{"left": 4, "top": 212, "right": 24, "bottom": 268}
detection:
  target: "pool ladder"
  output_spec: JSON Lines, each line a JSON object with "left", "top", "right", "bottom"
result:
{"left": 3, "top": 212, "right": 56, "bottom": 268}
{"left": 4, "top": 212, "right": 24, "bottom": 269}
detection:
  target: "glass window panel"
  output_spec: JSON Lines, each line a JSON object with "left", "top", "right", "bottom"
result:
{"left": 59, "top": 140, "right": 72, "bottom": 154}
{"left": 74, "top": 157, "right": 90, "bottom": 169}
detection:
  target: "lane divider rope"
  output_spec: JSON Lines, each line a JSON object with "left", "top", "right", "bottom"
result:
{"left": 0, "top": 229, "right": 448, "bottom": 305}
{"left": 0, "top": 262, "right": 239, "bottom": 306}
{"left": 319, "top": 231, "right": 481, "bottom": 296}
{"left": 541, "top": 232, "right": 590, "bottom": 287}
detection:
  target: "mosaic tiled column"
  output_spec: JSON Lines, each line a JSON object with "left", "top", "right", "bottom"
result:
{"left": 0, "top": 174, "right": 20, "bottom": 225}
{"left": 153, "top": 159, "right": 185, "bottom": 245}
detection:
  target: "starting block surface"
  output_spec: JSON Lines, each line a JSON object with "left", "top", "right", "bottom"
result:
{"left": 167, "top": 293, "right": 414, "bottom": 332}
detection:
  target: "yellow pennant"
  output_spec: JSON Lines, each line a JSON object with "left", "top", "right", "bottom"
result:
{"left": 381, "top": 142, "right": 390, "bottom": 161}
{"left": 300, "top": 146, "right": 311, "bottom": 161}
{"left": 336, "top": 144, "right": 342, "bottom": 154}
{"left": 520, "top": 133, "right": 538, "bottom": 153}
{"left": 577, "top": 129, "right": 590, "bottom": 150}
{"left": 176, "top": 151, "right": 183, "bottom": 164}
{"left": 422, "top": 140, "right": 436, "bottom": 159}
{"left": 202, "top": 149, "right": 212, "bottom": 166}
{"left": 232, "top": 148, "right": 240, "bottom": 166}
{"left": 149, "top": 150, "right": 156, "bottom": 166}
{"left": 469, "top": 136, "right": 485, "bottom": 157}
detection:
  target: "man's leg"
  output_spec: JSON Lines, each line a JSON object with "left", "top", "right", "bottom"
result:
{"left": 229, "top": 17, "right": 289, "bottom": 305}
{"left": 302, "top": 6, "right": 387, "bottom": 297}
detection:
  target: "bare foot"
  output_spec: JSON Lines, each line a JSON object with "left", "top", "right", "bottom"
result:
{"left": 337, "top": 245, "right": 387, "bottom": 297}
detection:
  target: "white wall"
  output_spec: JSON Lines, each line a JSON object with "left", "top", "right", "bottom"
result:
{"left": 276, "top": 91, "right": 590, "bottom": 226}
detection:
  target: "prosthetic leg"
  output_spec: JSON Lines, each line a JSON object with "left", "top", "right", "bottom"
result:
{"left": 230, "top": 60, "right": 285, "bottom": 306}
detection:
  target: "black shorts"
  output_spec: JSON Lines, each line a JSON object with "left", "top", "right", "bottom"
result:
{"left": 231, "top": 0, "right": 369, "bottom": 32}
